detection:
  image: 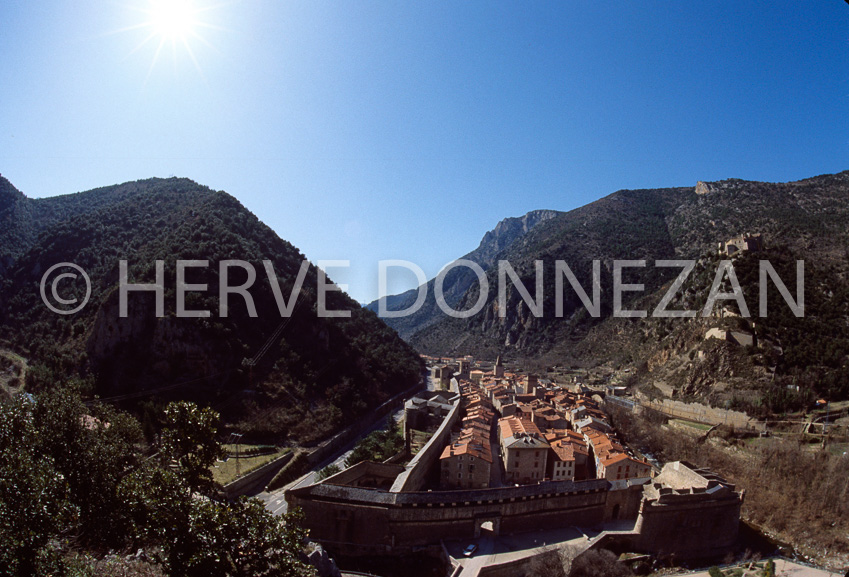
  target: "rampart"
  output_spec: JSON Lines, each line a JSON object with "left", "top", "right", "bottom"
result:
{"left": 288, "top": 477, "right": 640, "bottom": 556}
{"left": 633, "top": 462, "right": 743, "bottom": 559}
{"left": 223, "top": 450, "right": 294, "bottom": 498}
{"left": 390, "top": 395, "right": 461, "bottom": 493}
{"left": 286, "top": 462, "right": 742, "bottom": 561}
{"left": 636, "top": 396, "right": 764, "bottom": 432}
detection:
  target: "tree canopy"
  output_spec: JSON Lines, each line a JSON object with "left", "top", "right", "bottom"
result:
{"left": 0, "top": 388, "right": 312, "bottom": 577}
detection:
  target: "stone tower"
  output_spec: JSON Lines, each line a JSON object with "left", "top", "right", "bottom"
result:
{"left": 494, "top": 355, "right": 504, "bottom": 378}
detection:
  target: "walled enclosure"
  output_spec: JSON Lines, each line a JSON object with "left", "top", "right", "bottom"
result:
{"left": 286, "top": 462, "right": 741, "bottom": 561}
{"left": 288, "top": 477, "right": 640, "bottom": 556}
{"left": 634, "top": 461, "right": 743, "bottom": 559}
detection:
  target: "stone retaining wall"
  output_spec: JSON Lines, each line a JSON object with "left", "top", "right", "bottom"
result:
{"left": 223, "top": 450, "right": 294, "bottom": 498}
{"left": 637, "top": 396, "right": 763, "bottom": 431}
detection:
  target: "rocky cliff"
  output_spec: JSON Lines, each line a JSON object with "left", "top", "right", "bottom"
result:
{"left": 395, "top": 171, "right": 849, "bottom": 412}
{"left": 365, "top": 209, "right": 560, "bottom": 340}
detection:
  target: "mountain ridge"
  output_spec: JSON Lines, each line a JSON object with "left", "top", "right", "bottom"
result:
{"left": 365, "top": 208, "right": 561, "bottom": 339}
{"left": 376, "top": 170, "right": 849, "bottom": 412}
{"left": 0, "top": 175, "right": 424, "bottom": 444}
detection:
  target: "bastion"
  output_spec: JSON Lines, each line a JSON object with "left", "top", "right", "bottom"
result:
{"left": 285, "top": 460, "right": 742, "bottom": 560}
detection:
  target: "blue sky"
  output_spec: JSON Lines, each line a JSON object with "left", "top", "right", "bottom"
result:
{"left": 1, "top": 1, "right": 847, "bottom": 303}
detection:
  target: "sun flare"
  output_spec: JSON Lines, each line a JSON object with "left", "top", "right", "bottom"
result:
{"left": 149, "top": 0, "right": 197, "bottom": 41}
{"left": 122, "top": 0, "right": 219, "bottom": 82}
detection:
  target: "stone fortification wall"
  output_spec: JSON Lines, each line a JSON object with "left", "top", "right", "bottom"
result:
{"left": 634, "top": 491, "right": 741, "bottom": 559}
{"left": 288, "top": 478, "right": 620, "bottom": 556}
{"left": 604, "top": 482, "right": 645, "bottom": 521}
{"left": 223, "top": 451, "right": 294, "bottom": 498}
{"left": 390, "top": 397, "right": 461, "bottom": 493}
{"left": 633, "top": 462, "right": 743, "bottom": 560}
{"left": 477, "top": 552, "right": 555, "bottom": 577}
{"left": 321, "top": 461, "right": 405, "bottom": 488}
{"left": 638, "top": 397, "right": 762, "bottom": 431}
{"left": 653, "top": 460, "right": 712, "bottom": 489}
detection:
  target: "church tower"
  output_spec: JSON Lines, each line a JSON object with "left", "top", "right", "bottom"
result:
{"left": 494, "top": 355, "right": 504, "bottom": 378}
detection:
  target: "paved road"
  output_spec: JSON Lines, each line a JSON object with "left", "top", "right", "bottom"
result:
{"left": 456, "top": 536, "right": 495, "bottom": 577}
{"left": 446, "top": 526, "right": 591, "bottom": 577}
{"left": 263, "top": 492, "right": 289, "bottom": 516}
{"left": 259, "top": 371, "right": 432, "bottom": 516}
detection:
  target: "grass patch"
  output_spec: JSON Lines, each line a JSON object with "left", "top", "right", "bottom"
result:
{"left": 743, "top": 437, "right": 772, "bottom": 448}
{"left": 669, "top": 418, "right": 712, "bottom": 431}
{"left": 212, "top": 447, "right": 289, "bottom": 485}
{"left": 410, "top": 429, "right": 434, "bottom": 455}
{"left": 221, "top": 443, "right": 278, "bottom": 457}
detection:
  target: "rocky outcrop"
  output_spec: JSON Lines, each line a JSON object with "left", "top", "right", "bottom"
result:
{"left": 365, "top": 209, "right": 562, "bottom": 340}
{"left": 474, "top": 209, "right": 560, "bottom": 265}
{"left": 695, "top": 181, "right": 717, "bottom": 195}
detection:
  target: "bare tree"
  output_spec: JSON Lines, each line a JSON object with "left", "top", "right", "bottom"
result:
{"left": 528, "top": 545, "right": 580, "bottom": 577}
{"left": 569, "top": 549, "right": 633, "bottom": 577}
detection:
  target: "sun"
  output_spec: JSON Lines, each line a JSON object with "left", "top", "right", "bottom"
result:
{"left": 122, "top": 0, "right": 218, "bottom": 81}
{"left": 149, "top": 0, "right": 198, "bottom": 41}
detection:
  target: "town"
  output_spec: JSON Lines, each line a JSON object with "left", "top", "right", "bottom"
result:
{"left": 429, "top": 356, "right": 652, "bottom": 489}
{"left": 286, "top": 356, "right": 744, "bottom": 575}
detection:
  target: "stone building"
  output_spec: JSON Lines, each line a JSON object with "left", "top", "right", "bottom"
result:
{"left": 720, "top": 233, "right": 763, "bottom": 256}
{"left": 546, "top": 439, "right": 578, "bottom": 481}
{"left": 286, "top": 368, "right": 743, "bottom": 563}
{"left": 597, "top": 453, "right": 652, "bottom": 482}
{"left": 498, "top": 417, "right": 549, "bottom": 484}
{"left": 404, "top": 390, "right": 457, "bottom": 432}
{"left": 704, "top": 328, "right": 754, "bottom": 347}
{"left": 493, "top": 355, "right": 504, "bottom": 378}
{"left": 545, "top": 430, "right": 591, "bottom": 480}
{"left": 439, "top": 437, "right": 492, "bottom": 489}
{"left": 429, "top": 365, "right": 455, "bottom": 390}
